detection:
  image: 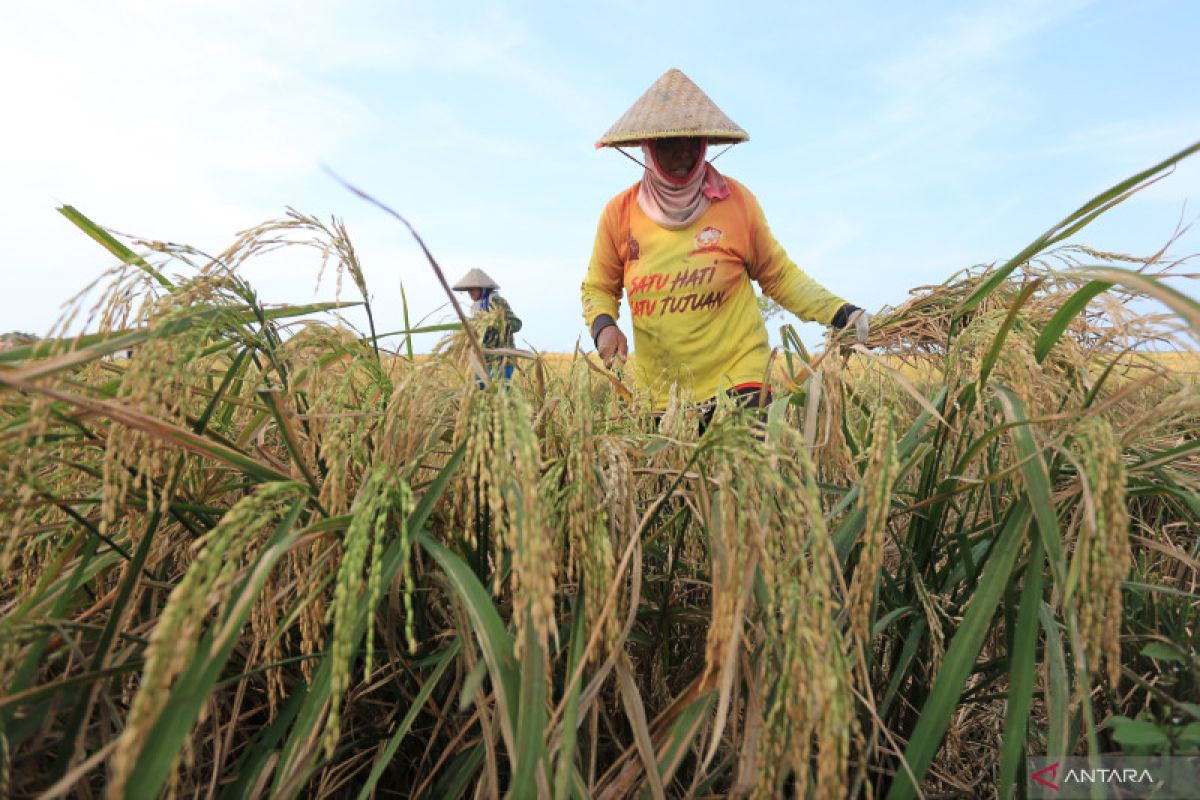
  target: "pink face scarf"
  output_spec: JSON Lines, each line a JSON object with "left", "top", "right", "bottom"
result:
{"left": 636, "top": 139, "right": 731, "bottom": 230}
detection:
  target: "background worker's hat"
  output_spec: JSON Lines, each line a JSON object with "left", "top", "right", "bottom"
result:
{"left": 597, "top": 68, "right": 749, "bottom": 147}
{"left": 451, "top": 268, "right": 499, "bottom": 291}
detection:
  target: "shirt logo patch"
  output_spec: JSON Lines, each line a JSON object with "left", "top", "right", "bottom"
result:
{"left": 626, "top": 235, "right": 640, "bottom": 261}
{"left": 694, "top": 226, "right": 723, "bottom": 250}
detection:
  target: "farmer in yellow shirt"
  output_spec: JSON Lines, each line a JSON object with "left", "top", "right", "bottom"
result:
{"left": 581, "top": 69, "right": 869, "bottom": 411}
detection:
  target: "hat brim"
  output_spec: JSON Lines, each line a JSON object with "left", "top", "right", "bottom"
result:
{"left": 597, "top": 69, "right": 749, "bottom": 149}
{"left": 451, "top": 268, "right": 499, "bottom": 290}
{"left": 597, "top": 131, "right": 748, "bottom": 148}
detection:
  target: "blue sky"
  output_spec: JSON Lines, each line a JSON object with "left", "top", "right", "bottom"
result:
{"left": 2, "top": 0, "right": 1197, "bottom": 351}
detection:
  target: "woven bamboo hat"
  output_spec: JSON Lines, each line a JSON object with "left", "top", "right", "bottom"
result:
{"left": 597, "top": 68, "right": 748, "bottom": 147}
{"left": 452, "top": 268, "right": 498, "bottom": 291}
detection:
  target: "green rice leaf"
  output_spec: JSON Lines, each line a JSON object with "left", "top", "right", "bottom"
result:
{"left": 1034, "top": 280, "right": 1111, "bottom": 362}
{"left": 355, "top": 643, "right": 458, "bottom": 800}
{"left": 59, "top": 204, "right": 174, "bottom": 289}
{"left": 886, "top": 502, "right": 1032, "bottom": 800}
{"left": 998, "top": 537, "right": 1044, "bottom": 798}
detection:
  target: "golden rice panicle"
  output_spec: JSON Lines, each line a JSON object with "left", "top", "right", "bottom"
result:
{"left": 910, "top": 563, "right": 948, "bottom": 679}
{"left": 109, "top": 481, "right": 303, "bottom": 797}
{"left": 0, "top": 467, "right": 43, "bottom": 580}
{"left": 442, "top": 374, "right": 481, "bottom": 538}
{"left": 462, "top": 382, "right": 558, "bottom": 654}
{"left": 276, "top": 326, "right": 369, "bottom": 513}
{"left": 298, "top": 542, "right": 331, "bottom": 682}
{"left": 702, "top": 458, "right": 748, "bottom": 686}
{"left": 0, "top": 389, "right": 75, "bottom": 580}
{"left": 789, "top": 436, "right": 854, "bottom": 797}
{"left": 598, "top": 436, "right": 634, "bottom": 641}
{"left": 250, "top": 565, "right": 289, "bottom": 715}
{"left": 556, "top": 368, "right": 619, "bottom": 656}
{"left": 696, "top": 409, "right": 764, "bottom": 686}
{"left": 1118, "top": 385, "right": 1200, "bottom": 448}
{"left": 963, "top": 303, "right": 1082, "bottom": 418}
{"left": 816, "top": 353, "right": 855, "bottom": 480}
{"left": 314, "top": 375, "right": 365, "bottom": 516}
{"left": 950, "top": 310, "right": 1029, "bottom": 397}
{"left": 369, "top": 477, "right": 416, "bottom": 662}
{"left": 755, "top": 435, "right": 853, "bottom": 798}
{"left": 459, "top": 381, "right": 501, "bottom": 570}
{"left": 44, "top": 255, "right": 158, "bottom": 352}
{"left": 273, "top": 329, "right": 388, "bottom": 516}
{"left": 377, "top": 361, "right": 458, "bottom": 477}
{"left": 696, "top": 421, "right": 846, "bottom": 798}
{"left": 214, "top": 211, "right": 369, "bottom": 308}
{"left": 1073, "top": 414, "right": 1130, "bottom": 688}
{"left": 323, "top": 464, "right": 412, "bottom": 759}
{"left": 499, "top": 384, "right": 559, "bottom": 653}
{"left": 599, "top": 436, "right": 634, "bottom": 551}
{"left": 99, "top": 275, "right": 246, "bottom": 537}
{"left": 945, "top": 308, "right": 997, "bottom": 389}
{"left": 658, "top": 381, "right": 699, "bottom": 442}
{"left": 849, "top": 408, "right": 897, "bottom": 649}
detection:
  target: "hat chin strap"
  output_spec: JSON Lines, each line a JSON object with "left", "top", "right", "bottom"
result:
{"left": 614, "top": 142, "right": 733, "bottom": 170}
{"left": 614, "top": 147, "right": 648, "bottom": 169}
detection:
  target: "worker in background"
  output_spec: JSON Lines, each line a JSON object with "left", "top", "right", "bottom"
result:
{"left": 581, "top": 68, "right": 869, "bottom": 415}
{"left": 453, "top": 268, "right": 523, "bottom": 380}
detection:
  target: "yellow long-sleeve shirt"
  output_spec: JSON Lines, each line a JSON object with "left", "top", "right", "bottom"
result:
{"left": 581, "top": 178, "right": 846, "bottom": 407}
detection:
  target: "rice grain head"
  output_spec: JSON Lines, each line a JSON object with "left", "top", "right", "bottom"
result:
{"left": 108, "top": 481, "right": 304, "bottom": 798}
{"left": 323, "top": 464, "right": 413, "bottom": 759}
{"left": 849, "top": 409, "right": 897, "bottom": 650}
{"left": 1072, "top": 414, "right": 1130, "bottom": 687}
{"left": 460, "top": 382, "right": 558, "bottom": 655}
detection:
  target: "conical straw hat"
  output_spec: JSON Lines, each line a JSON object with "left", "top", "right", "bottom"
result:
{"left": 452, "top": 268, "right": 498, "bottom": 290}
{"left": 597, "top": 68, "right": 748, "bottom": 147}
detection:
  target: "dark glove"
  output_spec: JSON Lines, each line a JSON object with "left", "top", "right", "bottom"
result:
{"left": 831, "top": 303, "right": 870, "bottom": 344}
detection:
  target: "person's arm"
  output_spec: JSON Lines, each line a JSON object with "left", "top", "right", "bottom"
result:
{"left": 481, "top": 312, "right": 500, "bottom": 348}
{"left": 740, "top": 186, "right": 848, "bottom": 325}
{"left": 492, "top": 295, "right": 521, "bottom": 335}
{"left": 581, "top": 198, "right": 624, "bottom": 341}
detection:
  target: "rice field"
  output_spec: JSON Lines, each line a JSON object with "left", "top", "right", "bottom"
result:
{"left": 1, "top": 144, "right": 1198, "bottom": 798}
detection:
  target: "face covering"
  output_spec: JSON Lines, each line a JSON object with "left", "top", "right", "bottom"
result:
{"left": 472, "top": 288, "right": 493, "bottom": 313}
{"left": 636, "top": 139, "right": 731, "bottom": 230}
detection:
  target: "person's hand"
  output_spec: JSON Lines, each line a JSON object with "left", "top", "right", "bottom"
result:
{"left": 848, "top": 308, "right": 870, "bottom": 344}
{"left": 596, "top": 325, "right": 628, "bottom": 368}
{"left": 831, "top": 303, "right": 871, "bottom": 345}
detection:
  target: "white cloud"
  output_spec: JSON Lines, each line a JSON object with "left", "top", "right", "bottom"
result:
{"left": 2, "top": 0, "right": 1194, "bottom": 349}
{"left": 0, "top": 2, "right": 381, "bottom": 333}
{"left": 0, "top": 0, "right": 599, "bottom": 337}
{"left": 864, "top": 0, "right": 1095, "bottom": 150}
{"left": 790, "top": 215, "right": 861, "bottom": 268}
{"left": 1039, "top": 121, "right": 1200, "bottom": 203}
{"left": 878, "top": 0, "right": 1093, "bottom": 95}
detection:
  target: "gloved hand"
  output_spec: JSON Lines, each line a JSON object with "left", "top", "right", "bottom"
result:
{"left": 848, "top": 308, "right": 870, "bottom": 344}
{"left": 831, "top": 303, "right": 870, "bottom": 344}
